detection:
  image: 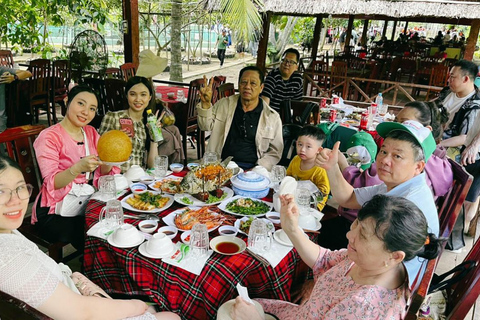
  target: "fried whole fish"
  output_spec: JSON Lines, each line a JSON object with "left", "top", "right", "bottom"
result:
{"left": 180, "top": 163, "right": 233, "bottom": 194}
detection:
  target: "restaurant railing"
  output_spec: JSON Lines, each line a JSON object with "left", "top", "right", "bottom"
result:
{"left": 303, "top": 71, "right": 443, "bottom": 107}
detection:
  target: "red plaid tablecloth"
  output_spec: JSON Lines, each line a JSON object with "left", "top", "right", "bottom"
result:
{"left": 84, "top": 197, "right": 302, "bottom": 320}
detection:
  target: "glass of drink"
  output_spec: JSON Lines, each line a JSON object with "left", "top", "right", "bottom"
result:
{"left": 99, "top": 199, "right": 124, "bottom": 229}
{"left": 378, "top": 104, "right": 388, "bottom": 116}
{"left": 98, "top": 175, "right": 116, "bottom": 201}
{"left": 248, "top": 219, "right": 272, "bottom": 253}
{"left": 203, "top": 151, "right": 218, "bottom": 165}
{"left": 177, "top": 90, "right": 185, "bottom": 101}
{"left": 296, "top": 187, "right": 317, "bottom": 214}
{"left": 270, "top": 165, "right": 286, "bottom": 191}
{"left": 189, "top": 223, "right": 209, "bottom": 259}
{"left": 154, "top": 155, "right": 169, "bottom": 178}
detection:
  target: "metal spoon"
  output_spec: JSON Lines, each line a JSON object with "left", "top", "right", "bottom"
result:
{"left": 124, "top": 214, "right": 160, "bottom": 221}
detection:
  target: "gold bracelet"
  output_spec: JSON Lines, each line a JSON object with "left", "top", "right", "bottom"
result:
{"left": 69, "top": 167, "right": 78, "bottom": 176}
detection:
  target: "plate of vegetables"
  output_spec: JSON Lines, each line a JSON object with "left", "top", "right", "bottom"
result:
{"left": 174, "top": 187, "right": 234, "bottom": 207}
{"left": 234, "top": 217, "right": 274, "bottom": 235}
{"left": 218, "top": 195, "right": 272, "bottom": 217}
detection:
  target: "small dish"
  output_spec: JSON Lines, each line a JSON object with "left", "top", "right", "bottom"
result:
{"left": 138, "top": 219, "right": 158, "bottom": 233}
{"left": 180, "top": 231, "right": 191, "bottom": 244}
{"left": 218, "top": 225, "right": 238, "bottom": 237}
{"left": 157, "top": 226, "right": 178, "bottom": 239}
{"left": 138, "top": 241, "right": 176, "bottom": 259}
{"left": 187, "top": 162, "right": 200, "bottom": 171}
{"left": 139, "top": 175, "right": 155, "bottom": 185}
{"left": 210, "top": 236, "right": 246, "bottom": 255}
{"left": 130, "top": 183, "right": 148, "bottom": 194}
{"left": 170, "top": 163, "right": 184, "bottom": 173}
{"left": 266, "top": 212, "right": 281, "bottom": 225}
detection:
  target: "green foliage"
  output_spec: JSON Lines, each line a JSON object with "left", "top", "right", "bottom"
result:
{"left": 292, "top": 17, "right": 315, "bottom": 44}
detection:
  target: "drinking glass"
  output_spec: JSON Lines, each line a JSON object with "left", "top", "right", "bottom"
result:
{"left": 203, "top": 151, "right": 218, "bottom": 165}
{"left": 271, "top": 165, "right": 286, "bottom": 191}
{"left": 189, "top": 223, "right": 209, "bottom": 259}
{"left": 248, "top": 219, "right": 272, "bottom": 253}
{"left": 177, "top": 90, "right": 185, "bottom": 101}
{"left": 154, "top": 155, "right": 168, "bottom": 178}
{"left": 99, "top": 175, "right": 116, "bottom": 201}
{"left": 99, "top": 199, "right": 124, "bottom": 229}
{"left": 296, "top": 187, "right": 315, "bottom": 215}
{"left": 378, "top": 104, "right": 388, "bottom": 116}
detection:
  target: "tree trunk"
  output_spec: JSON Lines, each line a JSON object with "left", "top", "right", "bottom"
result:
{"left": 170, "top": 0, "right": 183, "bottom": 81}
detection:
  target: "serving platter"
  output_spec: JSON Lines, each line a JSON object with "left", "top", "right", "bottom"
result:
{"left": 218, "top": 195, "right": 272, "bottom": 217}
{"left": 120, "top": 192, "right": 174, "bottom": 213}
{"left": 174, "top": 187, "right": 234, "bottom": 206}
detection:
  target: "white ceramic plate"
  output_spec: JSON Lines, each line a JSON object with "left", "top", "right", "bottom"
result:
{"left": 101, "top": 156, "right": 133, "bottom": 166}
{"left": 121, "top": 192, "right": 174, "bottom": 213}
{"left": 272, "top": 229, "right": 307, "bottom": 247}
{"left": 209, "top": 236, "right": 246, "bottom": 255}
{"left": 148, "top": 175, "right": 183, "bottom": 193}
{"left": 234, "top": 217, "right": 274, "bottom": 235}
{"left": 174, "top": 187, "right": 234, "bottom": 206}
{"left": 107, "top": 232, "right": 145, "bottom": 248}
{"left": 153, "top": 170, "right": 173, "bottom": 179}
{"left": 138, "top": 242, "right": 177, "bottom": 259}
{"left": 162, "top": 207, "right": 223, "bottom": 233}
{"left": 218, "top": 195, "right": 273, "bottom": 217}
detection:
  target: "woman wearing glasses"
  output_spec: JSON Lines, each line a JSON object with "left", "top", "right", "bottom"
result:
{"left": 261, "top": 48, "right": 303, "bottom": 112}
{"left": 0, "top": 156, "right": 180, "bottom": 320}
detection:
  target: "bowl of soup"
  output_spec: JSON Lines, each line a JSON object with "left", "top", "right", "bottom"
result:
{"left": 209, "top": 236, "right": 246, "bottom": 255}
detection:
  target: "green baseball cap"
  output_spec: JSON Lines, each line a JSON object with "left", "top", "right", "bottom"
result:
{"left": 376, "top": 120, "right": 436, "bottom": 162}
{"left": 346, "top": 131, "right": 378, "bottom": 170}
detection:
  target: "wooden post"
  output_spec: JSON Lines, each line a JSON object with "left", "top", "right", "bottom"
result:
{"left": 404, "top": 21, "right": 409, "bottom": 35}
{"left": 361, "top": 19, "right": 369, "bottom": 46}
{"left": 464, "top": 19, "right": 480, "bottom": 61}
{"left": 345, "top": 15, "right": 354, "bottom": 53}
{"left": 123, "top": 0, "right": 139, "bottom": 65}
{"left": 391, "top": 20, "right": 397, "bottom": 40}
{"left": 382, "top": 20, "right": 389, "bottom": 38}
{"left": 257, "top": 11, "right": 272, "bottom": 72}
{"left": 311, "top": 15, "right": 323, "bottom": 61}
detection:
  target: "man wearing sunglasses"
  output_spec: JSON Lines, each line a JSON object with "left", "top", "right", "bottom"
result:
{"left": 261, "top": 48, "right": 303, "bottom": 111}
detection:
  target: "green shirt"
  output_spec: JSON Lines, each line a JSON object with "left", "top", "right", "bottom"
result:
{"left": 217, "top": 35, "right": 228, "bottom": 50}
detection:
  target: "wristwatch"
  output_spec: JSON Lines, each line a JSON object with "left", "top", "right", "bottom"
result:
{"left": 13, "top": 74, "right": 18, "bottom": 81}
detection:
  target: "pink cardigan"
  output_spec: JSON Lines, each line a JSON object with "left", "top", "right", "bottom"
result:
{"left": 31, "top": 124, "right": 120, "bottom": 223}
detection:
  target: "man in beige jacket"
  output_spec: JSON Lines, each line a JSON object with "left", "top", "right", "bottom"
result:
{"left": 197, "top": 66, "right": 283, "bottom": 170}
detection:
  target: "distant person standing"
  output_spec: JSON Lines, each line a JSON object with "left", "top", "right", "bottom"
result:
{"left": 215, "top": 29, "right": 229, "bottom": 67}
{"left": 0, "top": 66, "right": 31, "bottom": 132}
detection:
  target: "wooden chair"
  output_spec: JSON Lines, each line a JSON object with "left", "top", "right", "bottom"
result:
{"left": 0, "top": 50, "right": 14, "bottom": 67}
{"left": 28, "top": 59, "right": 55, "bottom": 126}
{"left": 104, "top": 78, "right": 127, "bottom": 112}
{"left": 308, "top": 60, "right": 328, "bottom": 96}
{"left": 0, "top": 289, "right": 52, "bottom": 320}
{"left": 82, "top": 77, "right": 111, "bottom": 129}
{"left": 105, "top": 67, "right": 121, "bottom": 79}
{"left": 426, "top": 64, "right": 449, "bottom": 101}
{"left": 218, "top": 83, "right": 235, "bottom": 100}
{"left": 178, "top": 78, "right": 206, "bottom": 163}
{"left": 329, "top": 61, "right": 347, "bottom": 97}
{"left": 51, "top": 60, "right": 70, "bottom": 117}
{"left": 279, "top": 124, "right": 302, "bottom": 166}
{"left": 445, "top": 236, "right": 480, "bottom": 319}
{"left": 288, "top": 100, "right": 320, "bottom": 125}
{"left": 211, "top": 75, "right": 226, "bottom": 105}
{"left": 120, "top": 62, "right": 137, "bottom": 82}
{"left": 405, "top": 158, "right": 473, "bottom": 319}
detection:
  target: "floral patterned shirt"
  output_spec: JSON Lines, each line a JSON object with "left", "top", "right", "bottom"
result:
{"left": 258, "top": 248, "right": 408, "bottom": 320}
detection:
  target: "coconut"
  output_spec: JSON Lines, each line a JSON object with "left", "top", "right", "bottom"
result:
{"left": 97, "top": 130, "right": 132, "bottom": 163}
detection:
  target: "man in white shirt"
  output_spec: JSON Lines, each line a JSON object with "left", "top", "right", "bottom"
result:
{"left": 438, "top": 60, "right": 480, "bottom": 236}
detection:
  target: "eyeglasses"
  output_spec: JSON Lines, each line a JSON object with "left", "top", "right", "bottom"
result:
{"left": 0, "top": 184, "right": 33, "bottom": 205}
{"left": 282, "top": 59, "right": 298, "bottom": 66}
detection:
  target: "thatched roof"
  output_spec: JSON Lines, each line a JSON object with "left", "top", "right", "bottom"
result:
{"left": 263, "top": 0, "right": 480, "bottom": 20}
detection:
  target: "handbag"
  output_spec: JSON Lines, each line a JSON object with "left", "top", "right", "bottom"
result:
{"left": 55, "top": 128, "right": 95, "bottom": 217}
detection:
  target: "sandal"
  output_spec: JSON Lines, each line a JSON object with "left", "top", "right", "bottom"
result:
{"left": 71, "top": 272, "right": 112, "bottom": 299}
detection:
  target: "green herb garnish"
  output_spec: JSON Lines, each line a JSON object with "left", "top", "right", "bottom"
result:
{"left": 205, "top": 192, "right": 228, "bottom": 204}
{"left": 181, "top": 196, "right": 194, "bottom": 204}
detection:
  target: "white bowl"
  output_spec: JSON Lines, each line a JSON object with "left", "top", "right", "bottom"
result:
{"left": 145, "top": 232, "right": 174, "bottom": 256}
{"left": 187, "top": 163, "right": 200, "bottom": 171}
{"left": 266, "top": 212, "right": 281, "bottom": 225}
{"left": 138, "top": 220, "right": 158, "bottom": 233}
{"left": 112, "top": 224, "right": 142, "bottom": 246}
{"left": 218, "top": 225, "right": 238, "bottom": 237}
{"left": 298, "top": 214, "right": 318, "bottom": 230}
{"left": 157, "top": 226, "right": 178, "bottom": 239}
{"left": 210, "top": 236, "right": 246, "bottom": 255}
{"left": 130, "top": 183, "right": 148, "bottom": 195}
{"left": 231, "top": 171, "right": 271, "bottom": 192}
{"left": 170, "top": 163, "right": 184, "bottom": 173}
{"left": 124, "top": 165, "right": 146, "bottom": 182}
{"left": 180, "top": 230, "right": 191, "bottom": 244}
